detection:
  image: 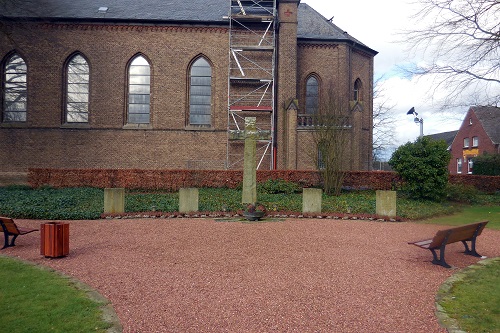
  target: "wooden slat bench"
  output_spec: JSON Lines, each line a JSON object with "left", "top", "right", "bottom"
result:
{"left": 0, "top": 217, "right": 38, "bottom": 250}
{"left": 408, "top": 221, "right": 488, "bottom": 268}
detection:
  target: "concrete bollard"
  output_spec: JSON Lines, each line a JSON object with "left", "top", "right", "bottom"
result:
{"left": 104, "top": 188, "right": 125, "bottom": 214}
{"left": 179, "top": 188, "right": 199, "bottom": 213}
{"left": 302, "top": 188, "right": 322, "bottom": 213}
{"left": 376, "top": 190, "right": 397, "bottom": 217}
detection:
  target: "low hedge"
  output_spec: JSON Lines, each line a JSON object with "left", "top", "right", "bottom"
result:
{"left": 28, "top": 168, "right": 499, "bottom": 193}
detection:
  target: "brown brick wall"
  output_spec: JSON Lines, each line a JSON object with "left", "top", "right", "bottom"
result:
{"left": 1, "top": 13, "right": 374, "bottom": 173}
{"left": 1, "top": 23, "right": 230, "bottom": 172}
{"left": 276, "top": 1, "right": 299, "bottom": 169}
{"left": 296, "top": 44, "right": 373, "bottom": 170}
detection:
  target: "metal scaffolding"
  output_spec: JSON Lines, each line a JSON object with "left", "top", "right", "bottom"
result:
{"left": 227, "top": 0, "right": 277, "bottom": 169}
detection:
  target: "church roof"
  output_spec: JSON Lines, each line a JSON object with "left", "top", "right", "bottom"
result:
{"left": 297, "top": 3, "right": 376, "bottom": 54}
{"left": 0, "top": 0, "right": 228, "bottom": 22}
{"left": 1, "top": 0, "right": 377, "bottom": 55}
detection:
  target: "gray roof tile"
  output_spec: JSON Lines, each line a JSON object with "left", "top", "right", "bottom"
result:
{"left": 472, "top": 106, "right": 500, "bottom": 145}
{"left": 1, "top": 0, "right": 229, "bottom": 22}
{"left": 1, "top": 0, "right": 376, "bottom": 53}
{"left": 426, "top": 130, "right": 458, "bottom": 147}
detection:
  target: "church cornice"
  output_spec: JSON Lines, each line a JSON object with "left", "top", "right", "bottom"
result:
{"left": 297, "top": 43, "right": 338, "bottom": 49}
{"left": 40, "top": 23, "right": 228, "bottom": 34}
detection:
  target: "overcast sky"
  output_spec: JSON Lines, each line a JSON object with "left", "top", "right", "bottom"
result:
{"left": 303, "top": 0, "right": 465, "bottom": 157}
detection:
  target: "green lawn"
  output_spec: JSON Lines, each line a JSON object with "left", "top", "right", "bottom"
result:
{"left": 0, "top": 256, "right": 111, "bottom": 333}
{"left": 438, "top": 259, "right": 500, "bottom": 333}
{"left": 417, "top": 205, "right": 500, "bottom": 229}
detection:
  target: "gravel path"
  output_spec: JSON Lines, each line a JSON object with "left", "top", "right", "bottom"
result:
{"left": 4, "top": 218, "right": 499, "bottom": 333}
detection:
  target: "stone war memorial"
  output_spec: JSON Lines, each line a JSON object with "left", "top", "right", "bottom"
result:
{"left": 242, "top": 117, "right": 258, "bottom": 205}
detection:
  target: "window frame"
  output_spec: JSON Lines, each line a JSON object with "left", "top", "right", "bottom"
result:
{"left": 463, "top": 137, "right": 470, "bottom": 148}
{"left": 127, "top": 54, "right": 151, "bottom": 126}
{"left": 305, "top": 75, "right": 319, "bottom": 115}
{"left": 2, "top": 53, "right": 28, "bottom": 123}
{"left": 467, "top": 157, "right": 473, "bottom": 174}
{"left": 64, "top": 53, "right": 90, "bottom": 124}
{"left": 472, "top": 136, "right": 479, "bottom": 147}
{"left": 353, "top": 78, "right": 362, "bottom": 102}
{"left": 188, "top": 56, "right": 212, "bottom": 127}
{"left": 457, "top": 158, "right": 462, "bottom": 174}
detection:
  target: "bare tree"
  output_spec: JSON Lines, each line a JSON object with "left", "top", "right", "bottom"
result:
{"left": 403, "top": 0, "right": 500, "bottom": 108}
{"left": 311, "top": 90, "right": 350, "bottom": 196}
{"left": 372, "top": 77, "right": 396, "bottom": 161}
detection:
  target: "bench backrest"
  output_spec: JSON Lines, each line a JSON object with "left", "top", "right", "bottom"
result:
{"left": 0, "top": 217, "right": 20, "bottom": 235}
{"left": 428, "top": 221, "right": 488, "bottom": 249}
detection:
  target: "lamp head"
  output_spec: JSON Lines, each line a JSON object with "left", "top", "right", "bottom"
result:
{"left": 406, "top": 107, "right": 415, "bottom": 115}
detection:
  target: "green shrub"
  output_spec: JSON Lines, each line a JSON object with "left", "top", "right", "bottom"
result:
{"left": 257, "top": 179, "right": 301, "bottom": 195}
{"left": 446, "top": 183, "right": 480, "bottom": 204}
{"left": 389, "top": 137, "right": 450, "bottom": 201}
{"left": 473, "top": 153, "right": 500, "bottom": 175}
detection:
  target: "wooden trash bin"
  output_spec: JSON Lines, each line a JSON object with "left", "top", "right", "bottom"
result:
{"left": 40, "top": 222, "right": 69, "bottom": 258}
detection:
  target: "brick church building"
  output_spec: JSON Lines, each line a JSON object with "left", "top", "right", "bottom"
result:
{"left": 1, "top": 0, "right": 377, "bottom": 174}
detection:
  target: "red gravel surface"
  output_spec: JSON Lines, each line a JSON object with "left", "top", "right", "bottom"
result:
{"left": 3, "top": 218, "right": 499, "bottom": 333}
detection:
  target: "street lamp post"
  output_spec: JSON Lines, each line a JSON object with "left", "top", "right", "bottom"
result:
{"left": 406, "top": 107, "right": 423, "bottom": 138}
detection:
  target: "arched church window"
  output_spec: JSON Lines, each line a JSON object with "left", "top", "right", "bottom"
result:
{"left": 189, "top": 57, "right": 212, "bottom": 126}
{"left": 305, "top": 75, "right": 319, "bottom": 115}
{"left": 3, "top": 53, "right": 27, "bottom": 122}
{"left": 65, "top": 54, "right": 89, "bottom": 123}
{"left": 353, "top": 78, "right": 362, "bottom": 102}
{"left": 127, "top": 55, "right": 151, "bottom": 124}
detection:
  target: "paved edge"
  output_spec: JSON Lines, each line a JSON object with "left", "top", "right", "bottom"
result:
{"left": 435, "top": 256, "right": 500, "bottom": 333}
{"left": 0, "top": 254, "right": 123, "bottom": 333}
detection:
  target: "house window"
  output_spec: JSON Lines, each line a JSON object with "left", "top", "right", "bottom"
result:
{"left": 467, "top": 158, "right": 473, "bottom": 174}
{"left": 353, "top": 78, "right": 362, "bottom": 101}
{"left": 457, "top": 158, "right": 462, "bottom": 174}
{"left": 305, "top": 76, "right": 319, "bottom": 115}
{"left": 3, "top": 53, "right": 27, "bottom": 122}
{"left": 472, "top": 136, "right": 478, "bottom": 147}
{"left": 189, "top": 57, "right": 212, "bottom": 126}
{"left": 463, "top": 137, "right": 469, "bottom": 148}
{"left": 128, "top": 55, "right": 150, "bottom": 124}
{"left": 65, "top": 54, "right": 89, "bottom": 123}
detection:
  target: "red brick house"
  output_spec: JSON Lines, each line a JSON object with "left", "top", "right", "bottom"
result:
{"left": 1, "top": 0, "right": 377, "bottom": 175}
{"left": 449, "top": 106, "right": 500, "bottom": 174}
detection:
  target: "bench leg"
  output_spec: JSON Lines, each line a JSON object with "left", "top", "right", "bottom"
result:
{"left": 462, "top": 240, "right": 481, "bottom": 257}
{"left": 430, "top": 246, "right": 451, "bottom": 268}
{"left": 10, "top": 234, "right": 18, "bottom": 247}
{"left": 2, "top": 232, "right": 10, "bottom": 250}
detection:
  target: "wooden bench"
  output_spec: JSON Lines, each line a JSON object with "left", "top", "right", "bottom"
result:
{"left": 408, "top": 221, "right": 488, "bottom": 268}
{"left": 0, "top": 217, "right": 38, "bottom": 250}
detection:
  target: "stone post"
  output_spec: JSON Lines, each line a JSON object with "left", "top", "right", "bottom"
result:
{"left": 104, "top": 188, "right": 125, "bottom": 214}
{"left": 376, "top": 190, "right": 397, "bottom": 217}
{"left": 242, "top": 117, "right": 257, "bottom": 204}
{"left": 179, "top": 188, "right": 199, "bottom": 213}
{"left": 302, "top": 188, "right": 322, "bottom": 213}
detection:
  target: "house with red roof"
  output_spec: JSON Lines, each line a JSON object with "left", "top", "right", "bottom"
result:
{"left": 449, "top": 106, "right": 500, "bottom": 174}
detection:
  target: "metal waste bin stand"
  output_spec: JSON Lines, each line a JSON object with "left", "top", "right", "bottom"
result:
{"left": 40, "top": 222, "right": 69, "bottom": 258}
